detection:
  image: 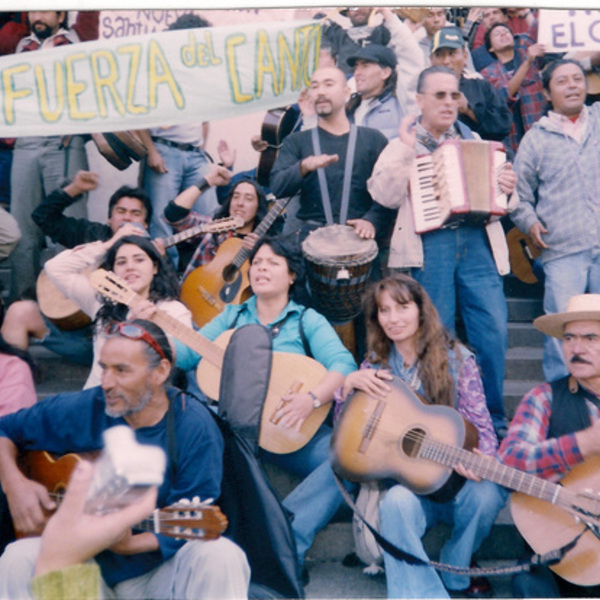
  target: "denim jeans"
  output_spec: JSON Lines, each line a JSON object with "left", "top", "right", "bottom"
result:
{"left": 143, "top": 143, "right": 218, "bottom": 268}
{"left": 10, "top": 136, "right": 88, "bottom": 301}
{"left": 260, "top": 424, "right": 344, "bottom": 568}
{"left": 379, "top": 480, "right": 508, "bottom": 597}
{"left": 542, "top": 249, "right": 600, "bottom": 382}
{"left": 411, "top": 226, "right": 508, "bottom": 428}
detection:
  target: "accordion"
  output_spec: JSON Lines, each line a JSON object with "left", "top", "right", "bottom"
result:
{"left": 409, "top": 140, "right": 508, "bottom": 234}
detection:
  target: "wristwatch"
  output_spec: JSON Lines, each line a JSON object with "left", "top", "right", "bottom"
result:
{"left": 308, "top": 391, "right": 322, "bottom": 409}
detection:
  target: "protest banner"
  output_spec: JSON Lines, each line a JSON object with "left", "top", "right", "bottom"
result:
{"left": 0, "top": 19, "right": 320, "bottom": 136}
{"left": 539, "top": 9, "right": 600, "bottom": 51}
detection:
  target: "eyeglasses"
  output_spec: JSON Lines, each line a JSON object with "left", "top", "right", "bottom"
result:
{"left": 422, "top": 91, "right": 461, "bottom": 101}
{"left": 105, "top": 322, "right": 168, "bottom": 361}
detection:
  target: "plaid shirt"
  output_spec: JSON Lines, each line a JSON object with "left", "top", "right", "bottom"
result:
{"left": 481, "top": 35, "right": 545, "bottom": 152}
{"left": 497, "top": 383, "right": 600, "bottom": 481}
{"left": 166, "top": 211, "right": 239, "bottom": 281}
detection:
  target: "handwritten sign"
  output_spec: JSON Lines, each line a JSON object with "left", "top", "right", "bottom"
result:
{"left": 0, "top": 19, "right": 321, "bottom": 137}
{"left": 539, "top": 9, "right": 600, "bottom": 51}
{"left": 100, "top": 10, "right": 207, "bottom": 39}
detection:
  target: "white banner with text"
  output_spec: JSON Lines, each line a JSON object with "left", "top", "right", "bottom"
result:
{"left": 0, "top": 19, "right": 320, "bottom": 136}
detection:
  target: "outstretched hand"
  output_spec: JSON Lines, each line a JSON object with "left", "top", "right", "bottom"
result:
{"left": 35, "top": 460, "right": 157, "bottom": 576}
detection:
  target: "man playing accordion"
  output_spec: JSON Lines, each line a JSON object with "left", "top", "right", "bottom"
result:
{"left": 367, "top": 65, "right": 518, "bottom": 439}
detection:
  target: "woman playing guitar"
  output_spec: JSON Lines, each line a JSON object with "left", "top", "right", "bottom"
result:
{"left": 341, "top": 274, "right": 506, "bottom": 598}
{"left": 43, "top": 226, "right": 193, "bottom": 389}
{"left": 181, "top": 234, "right": 356, "bottom": 581}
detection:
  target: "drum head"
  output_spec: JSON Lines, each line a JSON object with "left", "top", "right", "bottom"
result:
{"left": 301, "top": 225, "right": 377, "bottom": 265}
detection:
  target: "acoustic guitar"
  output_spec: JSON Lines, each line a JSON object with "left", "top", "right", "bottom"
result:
{"left": 256, "top": 106, "right": 300, "bottom": 186}
{"left": 180, "top": 197, "right": 290, "bottom": 327}
{"left": 506, "top": 227, "right": 541, "bottom": 285}
{"left": 90, "top": 269, "right": 329, "bottom": 455}
{"left": 37, "top": 216, "right": 243, "bottom": 331}
{"left": 331, "top": 377, "right": 600, "bottom": 586}
{"left": 17, "top": 450, "right": 228, "bottom": 541}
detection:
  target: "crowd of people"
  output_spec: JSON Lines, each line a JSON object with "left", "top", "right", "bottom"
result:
{"left": 1, "top": 6, "right": 600, "bottom": 600}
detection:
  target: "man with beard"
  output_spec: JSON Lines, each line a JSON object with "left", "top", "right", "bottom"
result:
{"left": 498, "top": 293, "right": 600, "bottom": 597}
{"left": 0, "top": 319, "right": 250, "bottom": 598}
{"left": 270, "top": 66, "right": 391, "bottom": 242}
{"left": 9, "top": 11, "right": 97, "bottom": 303}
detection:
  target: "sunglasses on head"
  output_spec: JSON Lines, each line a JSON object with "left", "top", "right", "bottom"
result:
{"left": 105, "top": 322, "right": 168, "bottom": 361}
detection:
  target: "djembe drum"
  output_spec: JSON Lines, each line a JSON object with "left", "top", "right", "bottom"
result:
{"left": 301, "top": 225, "right": 378, "bottom": 324}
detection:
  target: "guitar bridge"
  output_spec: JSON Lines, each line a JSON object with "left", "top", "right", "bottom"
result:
{"left": 359, "top": 399, "right": 385, "bottom": 454}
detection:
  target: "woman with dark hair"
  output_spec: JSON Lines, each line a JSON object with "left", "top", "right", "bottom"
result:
{"left": 0, "top": 333, "right": 36, "bottom": 416}
{"left": 342, "top": 274, "right": 506, "bottom": 598}
{"left": 163, "top": 165, "right": 282, "bottom": 282}
{"left": 44, "top": 224, "right": 192, "bottom": 389}
{"left": 178, "top": 233, "right": 356, "bottom": 581}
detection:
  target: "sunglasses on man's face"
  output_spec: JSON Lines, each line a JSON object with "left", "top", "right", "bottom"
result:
{"left": 422, "top": 91, "right": 461, "bottom": 101}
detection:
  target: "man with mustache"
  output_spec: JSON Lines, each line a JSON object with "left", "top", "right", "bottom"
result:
{"left": 270, "top": 66, "right": 392, "bottom": 242}
{"left": 498, "top": 293, "right": 600, "bottom": 597}
{"left": 0, "top": 319, "right": 250, "bottom": 598}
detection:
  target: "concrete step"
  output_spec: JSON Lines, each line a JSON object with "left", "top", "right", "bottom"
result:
{"left": 503, "top": 273, "right": 543, "bottom": 301}
{"left": 506, "top": 297, "right": 543, "bottom": 323}
{"left": 507, "top": 322, "right": 543, "bottom": 348}
{"left": 503, "top": 379, "right": 540, "bottom": 419}
{"left": 30, "top": 346, "right": 90, "bottom": 400}
{"left": 504, "top": 347, "right": 543, "bottom": 381}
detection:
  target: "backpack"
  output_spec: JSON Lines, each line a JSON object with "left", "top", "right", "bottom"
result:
{"left": 352, "top": 481, "right": 386, "bottom": 575}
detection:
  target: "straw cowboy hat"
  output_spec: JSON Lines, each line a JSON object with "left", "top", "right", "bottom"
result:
{"left": 534, "top": 294, "right": 600, "bottom": 339}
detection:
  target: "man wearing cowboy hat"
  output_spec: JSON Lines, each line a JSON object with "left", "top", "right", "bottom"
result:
{"left": 497, "top": 293, "right": 600, "bottom": 597}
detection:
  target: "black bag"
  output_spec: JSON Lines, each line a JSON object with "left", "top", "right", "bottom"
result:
{"left": 212, "top": 324, "right": 304, "bottom": 599}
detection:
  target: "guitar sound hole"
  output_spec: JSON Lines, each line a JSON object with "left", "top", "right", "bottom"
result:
{"left": 401, "top": 427, "right": 425, "bottom": 458}
{"left": 222, "top": 264, "right": 238, "bottom": 283}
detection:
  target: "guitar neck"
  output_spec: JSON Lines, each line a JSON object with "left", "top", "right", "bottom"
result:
{"left": 151, "top": 309, "right": 224, "bottom": 368}
{"left": 162, "top": 217, "right": 241, "bottom": 249}
{"left": 419, "top": 438, "right": 565, "bottom": 505}
{"left": 229, "top": 197, "right": 291, "bottom": 269}
{"left": 162, "top": 224, "right": 209, "bottom": 249}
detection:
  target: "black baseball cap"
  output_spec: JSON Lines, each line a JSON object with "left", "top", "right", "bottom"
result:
{"left": 347, "top": 44, "right": 397, "bottom": 69}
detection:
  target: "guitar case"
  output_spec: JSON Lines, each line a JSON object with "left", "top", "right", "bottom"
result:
{"left": 212, "top": 324, "right": 304, "bottom": 599}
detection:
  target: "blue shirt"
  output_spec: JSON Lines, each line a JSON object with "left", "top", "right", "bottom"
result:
{"left": 193, "top": 297, "right": 356, "bottom": 376}
{"left": 0, "top": 386, "right": 223, "bottom": 587}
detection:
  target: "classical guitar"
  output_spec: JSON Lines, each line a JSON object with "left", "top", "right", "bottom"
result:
{"left": 90, "top": 269, "right": 328, "bottom": 455}
{"left": 506, "top": 226, "right": 541, "bottom": 285}
{"left": 180, "top": 197, "right": 290, "bottom": 327}
{"left": 331, "top": 377, "right": 600, "bottom": 586}
{"left": 256, "top": 106, "right": 300, "bottom": 186}
{"left": 37, "top": 216, "right": 243, "bottom": 331}
{"left": 17, "top": 450, "right": 228, "bottom": 541}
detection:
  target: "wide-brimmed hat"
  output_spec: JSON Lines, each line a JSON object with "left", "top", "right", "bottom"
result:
{"left": 534, "top": 294, "right": 600, "bottom": 339}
